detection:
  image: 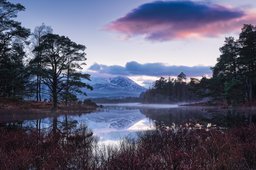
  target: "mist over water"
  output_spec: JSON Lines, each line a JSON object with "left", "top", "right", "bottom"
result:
{"left": 102, "top": 103, "right": 180, "bottom": 109}
{"left": 1, "top": 103, "right": 256, "bottom": 146}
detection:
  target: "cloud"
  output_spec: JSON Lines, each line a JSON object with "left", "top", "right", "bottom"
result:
{"left": 89, "top": 61, "right": 211, "bottom": 77}
{"left": 89, "top": 63, "right": 129, "bottom": 75}
{"left": 106, "top": 1, "right": 255, "bottom": 41}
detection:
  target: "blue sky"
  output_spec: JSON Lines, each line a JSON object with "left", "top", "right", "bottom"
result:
{"left": 9, "top": 0, "right": 256, "bottom": 86}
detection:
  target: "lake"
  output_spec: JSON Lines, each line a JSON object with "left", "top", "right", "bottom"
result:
{"left": 1, "top": 103, "right": 256, "bottom": 146}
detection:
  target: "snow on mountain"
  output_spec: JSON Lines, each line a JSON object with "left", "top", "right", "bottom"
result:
{"left": 109, "top": 76, "right": 146, "bottom": 92}
{"left": 82, "top": 75, "right": 147, "bottom": 99}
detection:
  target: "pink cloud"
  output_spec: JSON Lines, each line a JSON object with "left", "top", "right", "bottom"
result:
{"left": 106, "top": 1, "right": 256, "bottom": 41}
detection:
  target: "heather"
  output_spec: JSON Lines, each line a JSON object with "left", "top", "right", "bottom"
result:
{"left": 1, "top": 122, "right": 256, "bottom": 169}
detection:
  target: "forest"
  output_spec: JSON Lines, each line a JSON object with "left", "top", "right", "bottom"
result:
{"left": 141, "top": 72, "right": 200, "bottom": 103}
{"left": 0, "top": 0, "right": 92, "bottom": 110}
{"left": 142, "top": 24, "right": 256, "bottom": 105}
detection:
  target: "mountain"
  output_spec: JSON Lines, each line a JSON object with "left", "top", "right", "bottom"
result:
{"left": 82, "top": 75, "right": 147, "bottom": 99}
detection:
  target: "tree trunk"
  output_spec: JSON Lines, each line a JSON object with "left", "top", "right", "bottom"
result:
{"left": 52, "top": 91, "right": 57, "bottom": 110}
{"left": 39, "top": 76, "right": 42, "bottom": 101}
{"left": 52, "top": 117, "right": 58, "bottom": 135}
{"left": 65, "top": 66, "right": 70, "bottom": 106}
{"left": 52, "top": 76, "right": 58, "bottom": 110}
{"left": 36, "top": 76, "right": 39, "bottom": 101}
{"left": 245, "top": 77, "right": 253, "bottom": 103}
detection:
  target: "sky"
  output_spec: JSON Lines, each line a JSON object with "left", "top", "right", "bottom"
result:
{"left": 9, "top": 0, "right": 256, "bottom": 86}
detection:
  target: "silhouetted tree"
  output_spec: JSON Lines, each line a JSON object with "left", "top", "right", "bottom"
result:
{"left": 141, "top": 73, "right": 198, "bottom": 103}
{"left": 195, "top": 24, "right": 256, "bottom": 105}
{"left": 213, "top": 37, "right": 239, "bottom": 79}
{"left": 29, "top": 23, "right": 53, "bottom": 101}
{"left": 238, "top": 24, "right": 256, "bottom": 102}
{"left": 0, "top": 0, "right": 30, "bottom": 98}
{"left": 34, "top": 33, "right": 92, "bottom": 110}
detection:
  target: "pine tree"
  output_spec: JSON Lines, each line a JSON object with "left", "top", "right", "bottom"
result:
{"left": 29, "top": 23, "right": 53, "bottom": 101}
{"left": 34, "top": 33, "right": 92, "bottom": 110}
{"left": 0, "top": 0, "right": 30, "bottom": 98}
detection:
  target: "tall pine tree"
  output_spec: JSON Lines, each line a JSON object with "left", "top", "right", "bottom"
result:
{"left": 0, "top": 0, "right": 30, "bottom": 98}
{"left": 34, "top": 33, "right": 92, "bottom": 110}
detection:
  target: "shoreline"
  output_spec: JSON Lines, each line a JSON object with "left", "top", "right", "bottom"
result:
{"left": 0, "top": 99, "right": 98, "bottom": 122}
{"left": 102, "top": 101, "right": 256, "bottom": 107}
{"left": 181, "top": 101, "right": 256, "bottom": 109}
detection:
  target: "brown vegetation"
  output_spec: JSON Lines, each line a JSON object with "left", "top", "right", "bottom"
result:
{"left": 1, "top": 123, "right": 256, "bottom": 169}
{"left": 0, "top": 98, "right": 98, "bottom": 123}
{"left": 0, "top": 98, "right": 98, "bottom": 114}
{"left": 0, "top": 126, "right": 97, "bottom": 169}
{"left": 100, "top": 124, "right": 256, "bottom": 170}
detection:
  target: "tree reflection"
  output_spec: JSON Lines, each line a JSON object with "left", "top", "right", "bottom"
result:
{"left": 140, "top": 108, "right": 256, "bottom": 128}
{"left": 0, "top": 114, "right": 96, "bottom": 169}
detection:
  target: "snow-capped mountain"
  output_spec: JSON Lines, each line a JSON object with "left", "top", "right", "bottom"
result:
{"left": 82, "top": 75, "right": 146, "bottom": 99}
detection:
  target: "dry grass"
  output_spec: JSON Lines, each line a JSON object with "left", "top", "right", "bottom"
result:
{"left": 99, "top": 125, "right": 256, "bottom": 170}
{"left": 0, "top": 126, "right": 98, "bottom": 169}
{"left": 0, "top": 98, "right": 98, "bottom": 123}
{"left": 1, "top": 123, "right": 256, "bottom": 169}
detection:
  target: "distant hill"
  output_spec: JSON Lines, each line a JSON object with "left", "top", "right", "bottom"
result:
{"left": 81, "top": 75, "right": 147, "bottom": 99}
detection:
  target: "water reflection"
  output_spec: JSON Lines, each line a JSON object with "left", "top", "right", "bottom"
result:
{"left": 0, "top": 105, "right": 256, "bottom": 145}
{"left": 0, "top": 115, "right": 96, "bottom": 169}
{"left": 74, "top": 108, "right": 154, "bottom": 145}
{"left": 141, "top": 107, "right": 256, "bottom": 128}
{"left": 0, "top": 115, "right": 92, "bottom": 138}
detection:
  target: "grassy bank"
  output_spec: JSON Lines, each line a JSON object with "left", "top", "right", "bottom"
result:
{"left": 0, "top": 98, "right": 98, "bottom": 113}
{"left": 0, "top": 98, "right": 98, "bottom": 123}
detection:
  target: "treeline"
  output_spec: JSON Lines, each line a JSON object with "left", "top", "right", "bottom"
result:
{"left": 142, "top": 24, "right": 256, "bottom": 105}
{"left": 193, "top": 24, "right": 256, "bottom": 105}
{"left": 140, "top": 72, "right": 200, "bottom": 103}
{"left": 0, "top": 1, "right": 92, "bottom": 109}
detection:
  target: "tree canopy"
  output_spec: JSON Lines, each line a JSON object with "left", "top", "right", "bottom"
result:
{"left": 0, "top": 0, "right": 30, "bottom": 98}
{"left": 141, "top": 73, "right": 199, "bottom": 103}
{"left": 142, "top": 24, "right": 256, "bottom": 105}
{"left": 190, "top": 24, "right": 256, "bottom": 105}
{"left": 34, "top": 33, "right": 92, "bottom": 109}
{"left": 0, "top": 1, "right": 92, "bottom": 110}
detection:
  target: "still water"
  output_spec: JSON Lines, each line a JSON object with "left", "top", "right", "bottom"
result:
{"left": 1, "top": 103, "right": 256, "bottom": 145}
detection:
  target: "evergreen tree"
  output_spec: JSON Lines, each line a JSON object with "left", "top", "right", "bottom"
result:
{"left": 0, "top": 0, "right": 30, "bottom": 98}
{"left": 141, "top": 73, "right": 197, "bottom": 103}
{"left": 201, "top": 24, "right": 256, "bottom": 104}
{"left": 29, "top": 23, "right": 53, "bottom": 101}
{"left": 212, "top": 37, "right": 243, "bottom": 103}
{"left": 34, "top": 33, "right": 92, "bottom": 110}
{"left": 213, "top": 37, "right": 239, "bottom": 79}
{"left": 238, "top": 24, "right": 256, "bottom": 101}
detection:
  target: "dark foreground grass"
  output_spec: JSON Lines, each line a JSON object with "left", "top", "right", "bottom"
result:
{"left": 0, "top": 124, "right": 256, "bottom": 169}
{"left": 0, "top": 127, "right": 97, "bottom": 169}
{"left": 101, "top": 125, "right": 256, "bottom": 170}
